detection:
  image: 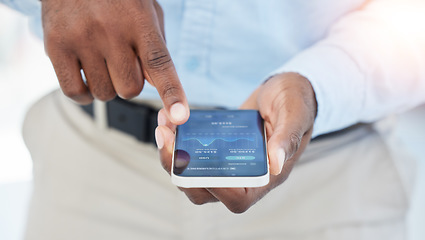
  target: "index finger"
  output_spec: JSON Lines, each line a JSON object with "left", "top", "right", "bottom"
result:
{"left": 134, "top": 11, "right": 189, "bottom": 125}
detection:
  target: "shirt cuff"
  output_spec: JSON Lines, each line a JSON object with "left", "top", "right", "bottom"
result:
{"left": 270, "top": 44, "right": 366, "bottom": 138}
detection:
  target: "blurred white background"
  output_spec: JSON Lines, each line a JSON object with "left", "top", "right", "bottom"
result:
{"left": 0, "top": 4, "right": 424, "bottom": 240}
{"left": 0, "top": 4, "right": 57, "bottom": 240}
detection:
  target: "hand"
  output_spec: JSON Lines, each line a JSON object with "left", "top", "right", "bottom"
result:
{"left": 42, "top": 0, "right": 189, "bottom": 124}
{"left": 155, "top": 72, "right": 317, "bottom": 213}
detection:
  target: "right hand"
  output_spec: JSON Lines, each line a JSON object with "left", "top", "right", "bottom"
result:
{"left": 42, "top": 0, "right": 189, "bottom": 124}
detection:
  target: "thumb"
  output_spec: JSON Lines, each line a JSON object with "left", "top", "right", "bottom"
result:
{"left": 267, "top": 112, "right": 314, "bottom": 175}
{"left": 258, "top": 72, "right": 316, "bottom": 176}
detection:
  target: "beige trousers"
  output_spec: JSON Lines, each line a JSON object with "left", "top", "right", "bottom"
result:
{"left": 22, "top": 90, "right": 414, "bottom": 240}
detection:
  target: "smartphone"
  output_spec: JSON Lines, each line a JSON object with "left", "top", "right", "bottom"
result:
{"left": 171, "top": 109, "right": 269, "bottom": 188}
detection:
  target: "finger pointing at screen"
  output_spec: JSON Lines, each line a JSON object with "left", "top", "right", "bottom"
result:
{"left": 41, "top": 0, "right": 189, "bottom": 124}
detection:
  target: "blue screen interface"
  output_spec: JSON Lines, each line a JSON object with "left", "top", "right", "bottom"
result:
{"left": 173, "top": 110, "right": 268, "bottom": 177}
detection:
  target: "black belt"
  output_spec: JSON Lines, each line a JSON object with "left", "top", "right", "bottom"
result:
{"left": 80, "top": 98, "right": 362, "bottom": 146}
{"left": 80, "top": 97, "right": 159, "bottom": 145}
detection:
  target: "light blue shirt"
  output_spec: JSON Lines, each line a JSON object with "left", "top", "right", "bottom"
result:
{"left": 151, "top": 0, "right": 365, "bottom": 110}
{"left": 3, "top": 0, "right": 425, "bottom": 137}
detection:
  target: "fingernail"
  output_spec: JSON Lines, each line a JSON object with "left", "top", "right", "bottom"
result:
{"left": 155, "top": 128, "right": 164, "bottom": 149}
{"left": 276, "top": 148, "right": 286, "bottom": 174}
{"left": 157, "top": 111, "right": 167, "bottom": 126}
{"left": 170, "top": 103, "right": 187, "bottom": 122}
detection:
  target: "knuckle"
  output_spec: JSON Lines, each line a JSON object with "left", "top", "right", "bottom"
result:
{"left": 131, "top": 12, "right": 151, "bottom": 27}
{"left": 49, "top": 19, "right": 96, "bottom": 45}
{"left": 188, "top": 195, "right": 209, "bottom": 206}
{"left": 127, "top": 2, "right": 151, "bottom": 23}
{"left": 45, "top": 29, "right": 84, "bottom": 55}
{"left": 117, "top": 82, "right": 143, "bottom": 99}
{"left": 62, "top": 86, "right": 86, "bottom": 100}
{"left": 86, "top": 14, "right": 117, "bottom": 41}
{"left": 288, "top": 131, "right": 302, "bottom": 153}
{"left": 82, "top": 25, "right": 96, "bottom": 42}
{"left": 225, "top": 195, "right": 251, "bottom": 214}
{"left": 117, "top": 88, "right": 140, "bottom": 99}
{"left": 160, "top": 82, "right": 180, "bottom": 99}
{"left": 92, "top": 87, "right": 116, "bottom": 102}
{"left": 44, "top": 31, "right": 60, "bottom": 45}
{"left": 228, "top": 202, "right": 250, "bottom": 214}
{"left": 89, "top": 81, "right": 116, "bottom": 101}
{"left": 44, "top": 33, "right": 65, "bottom": 56}
{"left": 95, "top": 92, "right": 116, "bottom": 102}
{"left": 145, "top": 48, "right": 172, "bottom": 70}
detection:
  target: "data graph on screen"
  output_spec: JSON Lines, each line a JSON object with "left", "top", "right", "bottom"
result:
{"left": 182, "top": 132, "right": 258, "bottom": 149}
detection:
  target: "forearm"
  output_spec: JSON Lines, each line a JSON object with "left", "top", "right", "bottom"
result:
{"left": 272, "top": 0, "right": 425, "bottom": 137}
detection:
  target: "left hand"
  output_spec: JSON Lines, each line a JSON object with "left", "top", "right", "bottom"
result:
{"left": 155, "top": 72, "right": 317, "bottom": 213}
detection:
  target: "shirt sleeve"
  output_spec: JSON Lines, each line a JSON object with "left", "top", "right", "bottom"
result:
{"left": 1, "top": 0, "right": 43, "bottom": 38}
{"left": 1, "top": 0, "right": 39, "bottom": 15}
{"left": 271, "top": 0, "right": 425, "bottom": 137}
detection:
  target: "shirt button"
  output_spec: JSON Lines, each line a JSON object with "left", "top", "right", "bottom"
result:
{"left": 185, "top": 57, "right": 200, "bottom": 71}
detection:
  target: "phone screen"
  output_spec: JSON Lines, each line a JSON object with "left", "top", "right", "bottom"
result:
{"left": 173, "top": 110, "right": 268, "bottom": 177}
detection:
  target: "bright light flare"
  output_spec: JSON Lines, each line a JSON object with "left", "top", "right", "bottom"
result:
{"left": 374, "top": 0, "right": 425, "bottom": 39}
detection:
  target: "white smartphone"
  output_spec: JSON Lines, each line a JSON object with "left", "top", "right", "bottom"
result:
{"left": 171, "top": 109, "right": 269, "bottom": 188}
